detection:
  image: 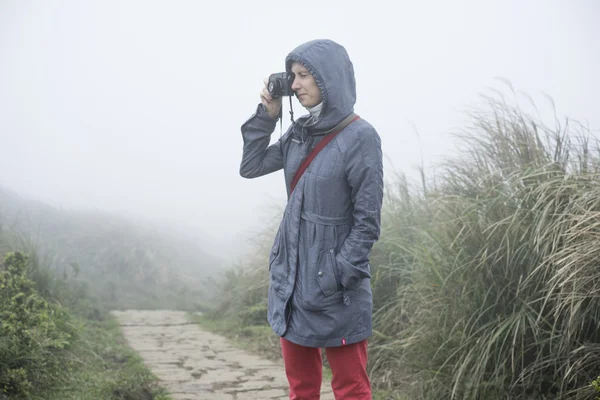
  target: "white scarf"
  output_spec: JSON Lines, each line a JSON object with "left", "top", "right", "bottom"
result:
{"left": 304, "top": 102, "right": 323, "bottom": 126}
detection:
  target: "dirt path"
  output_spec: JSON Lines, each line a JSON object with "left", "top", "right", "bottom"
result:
{"left": 110, "top": 310, "right": 335, "bottom": 400}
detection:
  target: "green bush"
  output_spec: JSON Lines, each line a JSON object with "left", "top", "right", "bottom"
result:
{"left": 592, "top": 376, "right": 600, "bottom": 399}
{"left": 0, "top": 251, "right": 77, "bottom": 397}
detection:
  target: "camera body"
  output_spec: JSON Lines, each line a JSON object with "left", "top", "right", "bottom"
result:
{"left": 267, "top": 72, "right": 295, "bottom": 98}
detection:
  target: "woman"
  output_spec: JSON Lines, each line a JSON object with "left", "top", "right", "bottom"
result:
{"left": 240, "top": 38, "right": 383, "bottom": 399}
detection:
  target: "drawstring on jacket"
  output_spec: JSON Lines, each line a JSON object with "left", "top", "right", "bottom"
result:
{"left": 279, "top": 96, "right": 295, "bottom": 137}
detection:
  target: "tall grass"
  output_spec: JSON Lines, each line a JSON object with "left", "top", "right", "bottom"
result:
{"left": 368, "top": 91, "right": 600, "bottom": 399}
{"left": 205, "top": 206, "right": 283, "bottom": 325}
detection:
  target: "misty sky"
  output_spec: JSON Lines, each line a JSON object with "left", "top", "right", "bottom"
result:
{"left": 1, "top": 0, "right": 598, "bottom": 262}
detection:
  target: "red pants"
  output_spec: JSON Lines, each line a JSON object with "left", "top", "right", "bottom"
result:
{"left": 280, "top": 337, "right": 372, "bottom": 399}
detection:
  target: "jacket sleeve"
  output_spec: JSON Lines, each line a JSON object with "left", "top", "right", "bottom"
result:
{"left": 336, "top": 125, "right": 384, "bottom": 290}
{"left": 239, "top": 104, "right": 284, "bottom": 178}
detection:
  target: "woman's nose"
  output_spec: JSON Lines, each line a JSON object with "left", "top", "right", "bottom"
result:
{"left": 291, "top": 78, "right": 301, "bottom": 91}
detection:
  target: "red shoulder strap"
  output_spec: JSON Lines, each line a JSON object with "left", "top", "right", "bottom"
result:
{"left": 290, "top": 114, "right": 360, "bottom": 194}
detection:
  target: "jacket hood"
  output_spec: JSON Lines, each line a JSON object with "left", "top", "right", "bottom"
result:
{"left": 285, "top": 39, "right": 356, "bottom": 133}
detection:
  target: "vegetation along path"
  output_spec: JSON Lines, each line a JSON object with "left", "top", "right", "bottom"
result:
{"left": 111, "top": 310, "right": 335, "bottom": 400}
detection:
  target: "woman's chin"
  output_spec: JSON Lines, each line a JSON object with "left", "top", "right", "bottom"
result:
{"left": 300, "top": 98, "right": 317, "bottom": 108}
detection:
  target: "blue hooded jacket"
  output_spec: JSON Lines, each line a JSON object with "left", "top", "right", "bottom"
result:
{"left": 240, "top": 39, "right": 383, "bottom": 348}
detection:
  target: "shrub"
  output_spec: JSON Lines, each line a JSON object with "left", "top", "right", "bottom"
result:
{"left": 0, "top": 251, "right": 77, "bottom": 397}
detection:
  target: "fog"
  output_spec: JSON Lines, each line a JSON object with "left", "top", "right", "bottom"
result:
{"left": 1, "top": 0, "right": 598, "bottom": 264}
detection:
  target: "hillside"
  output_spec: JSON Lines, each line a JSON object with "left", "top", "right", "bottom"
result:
{"left": 0, "top": 186, "right": 219, "bottom": 311}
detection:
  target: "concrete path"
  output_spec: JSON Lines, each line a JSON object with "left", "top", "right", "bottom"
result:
{"left": 110, "top": 310, "right": 335, "bottom": 400}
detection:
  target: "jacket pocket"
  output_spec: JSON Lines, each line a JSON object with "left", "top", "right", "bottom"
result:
{"left": 269, "top": 227, "right": 282, "bottom": 271}
{"left": 316, "top": 246, "right": 340, "bottom": 297}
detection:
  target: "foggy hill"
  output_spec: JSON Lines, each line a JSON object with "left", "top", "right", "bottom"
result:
{"left": 0, "top": 185, "right": 220, "bottom": 309}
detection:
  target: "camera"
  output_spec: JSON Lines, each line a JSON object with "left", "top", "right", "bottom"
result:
{"left": 267, "top": 72, "right": 295, "bottom": 98}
